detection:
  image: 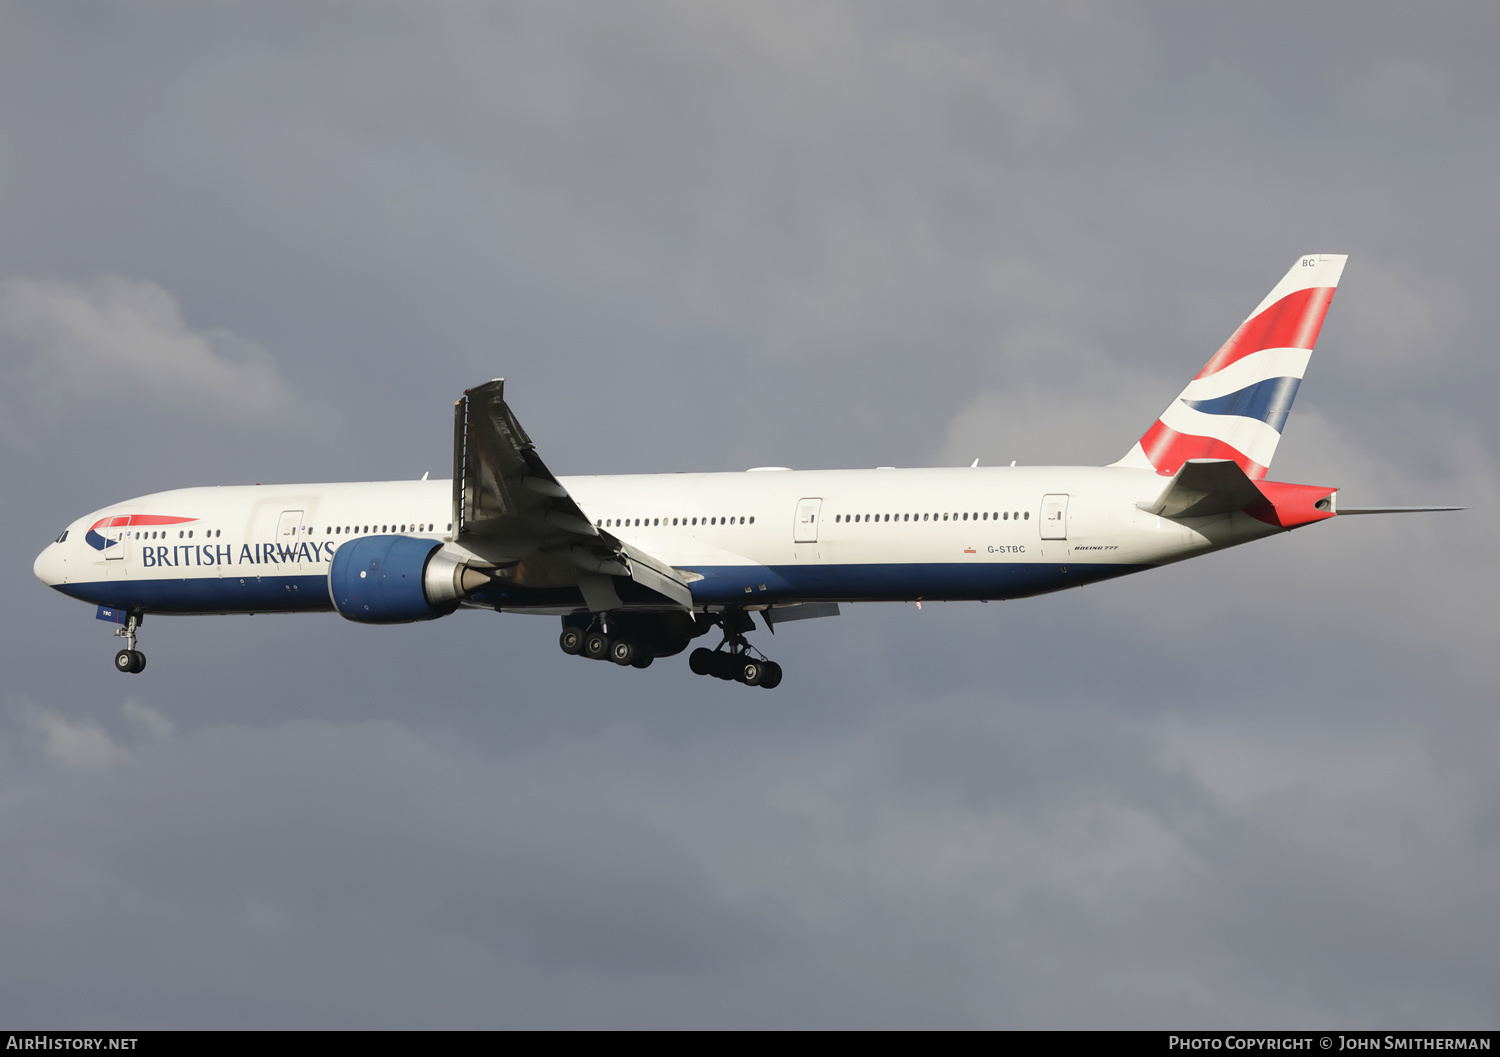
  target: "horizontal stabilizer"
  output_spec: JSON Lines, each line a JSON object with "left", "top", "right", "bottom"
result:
{"left": 1144, "top": 458, "right": 1265, "bottom": 518}
{"left": 1334, "top": 505, "right": 1463, "bottom": 515}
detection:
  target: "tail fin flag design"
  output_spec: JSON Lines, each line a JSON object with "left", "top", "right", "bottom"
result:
{"left": 1113, "top": 254, "right": 1348, "bottom": 479}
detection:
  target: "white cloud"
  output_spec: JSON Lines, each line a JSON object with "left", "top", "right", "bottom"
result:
{"left": 0, "top": 276, "right": 294, "bottom": 433}
{"left": 935, "top": 322, "right": 1166, "bottom": 468}
{"left": 122, "top": 700, "right": 174, "bottom": 741}
{"left": 25, "top": 706, "right": 124, "bottom": 769}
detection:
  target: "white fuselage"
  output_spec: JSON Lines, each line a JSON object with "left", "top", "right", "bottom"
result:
{"left": 34, "top": 465, "right": 1283, "bottom": 616}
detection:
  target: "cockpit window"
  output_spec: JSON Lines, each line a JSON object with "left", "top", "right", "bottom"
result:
{"left": 54, "top": 529, "right": 68, "bottom": 544}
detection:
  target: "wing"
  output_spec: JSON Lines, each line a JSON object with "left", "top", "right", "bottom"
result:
{"left": 453, "top": 380, "right": 694, "bottom": 610}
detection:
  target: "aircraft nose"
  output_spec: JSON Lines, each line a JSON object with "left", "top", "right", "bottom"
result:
{"left": 34, "top": 543, "right": 61, "bottom": 586}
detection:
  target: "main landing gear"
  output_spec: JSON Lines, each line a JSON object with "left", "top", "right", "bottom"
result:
{"left": 559, "top": 620, "right": 654, "bottom": 669}
{"left": 113, "top": 612, "right": 145, "bottom": 674}
{"left": 687, "top": 614, "right": 783, "bottom": 689}
{"left": 557, "top": 609, "right": 785, "bottom": 688}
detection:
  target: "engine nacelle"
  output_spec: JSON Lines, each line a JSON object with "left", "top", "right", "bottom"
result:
{"left": 328, "top": 536, "right": 478, "bottom": 624}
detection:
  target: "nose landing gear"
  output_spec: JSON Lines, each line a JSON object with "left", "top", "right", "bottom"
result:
{"left": 112, "top": 612, "right": 145, "bottom": 674}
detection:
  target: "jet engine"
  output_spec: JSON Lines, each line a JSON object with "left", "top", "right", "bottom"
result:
{"left": 328, "top": 536, "right": 492, "bottom": 624}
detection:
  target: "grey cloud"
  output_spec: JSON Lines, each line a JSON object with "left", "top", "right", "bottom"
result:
{"left": 2, "top": 0, "right": 1497, "bottom": 1029}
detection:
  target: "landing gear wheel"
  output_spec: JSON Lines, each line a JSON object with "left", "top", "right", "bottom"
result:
{"left": 115, "top": 649, "right": 135, "bottom": 674}
{"left": 630, "top": 652, "right": 654, "bottom": 669}
{"left": 709, "top": 652, "right": 737, "bottom": 680}
{"left": 610, "top": 639, "right": 638, "bottom": 666}
{"left": 131, "top": 651, "right": 146, "bottom": 674}
{"left": 689, "top": 648, "right": 714, "bottom": 676}
{"left": 583, "top": 631, "right": 611, "bottom": 661}
{"left": 559, "top": 627, "right": 585, "bottom": 655}
{"left": 686, "top": 613, "right": 782, "bottom": 687}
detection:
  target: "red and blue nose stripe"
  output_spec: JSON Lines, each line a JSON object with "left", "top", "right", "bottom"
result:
{"left": 85, "top": 514, "right": 197, "bottom": 551}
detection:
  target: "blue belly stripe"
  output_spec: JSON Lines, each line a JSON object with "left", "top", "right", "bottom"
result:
{"left": 53, "top": 561, "right": 1149, "bottom": 614}
{"left": 56, "top": 575, "right": 334, "bottom": 613}
{"left": 680, "top": 561, "right": 1146, "bottom": 603}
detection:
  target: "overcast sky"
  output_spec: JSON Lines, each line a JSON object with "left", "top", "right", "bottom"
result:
{"left": 2, "top": 1, "right": 1497, "bottom": 1028}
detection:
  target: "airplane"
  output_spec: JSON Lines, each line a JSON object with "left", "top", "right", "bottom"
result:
{"left": 33, "top": 254, "right": 1458, "bottom": 687}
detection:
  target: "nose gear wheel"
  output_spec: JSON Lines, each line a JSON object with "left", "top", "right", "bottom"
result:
{"left": 111, "top": 613, "right": 146, "bottom": 674}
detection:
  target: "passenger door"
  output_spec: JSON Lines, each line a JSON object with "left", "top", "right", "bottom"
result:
{"left": 1039, "top": 494, "right": 1069, "bottom": 540}
{"left": 102, "top": 516, "right": 130, "bottom": 562}
{"left": 275, "top": 510, "right": 305, "bottom": 563}
{"left": 793, "top": 498, "right": 823, "bottom": 544}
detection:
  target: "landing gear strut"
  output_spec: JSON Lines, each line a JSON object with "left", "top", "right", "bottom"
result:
{"left": 688, "top": 613, "right": 783, "bottom": 689}
{"left": 113, "top": 612, "right": 145, "bottom": 674}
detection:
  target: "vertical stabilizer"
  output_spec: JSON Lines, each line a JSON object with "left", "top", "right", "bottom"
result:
{"left": 1113, "top": 254, "right": 1347, "bottom": 479}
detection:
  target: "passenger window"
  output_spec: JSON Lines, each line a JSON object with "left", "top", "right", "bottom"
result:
{"left": 749, "top": 517, "right": 755, "bottom": 524}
